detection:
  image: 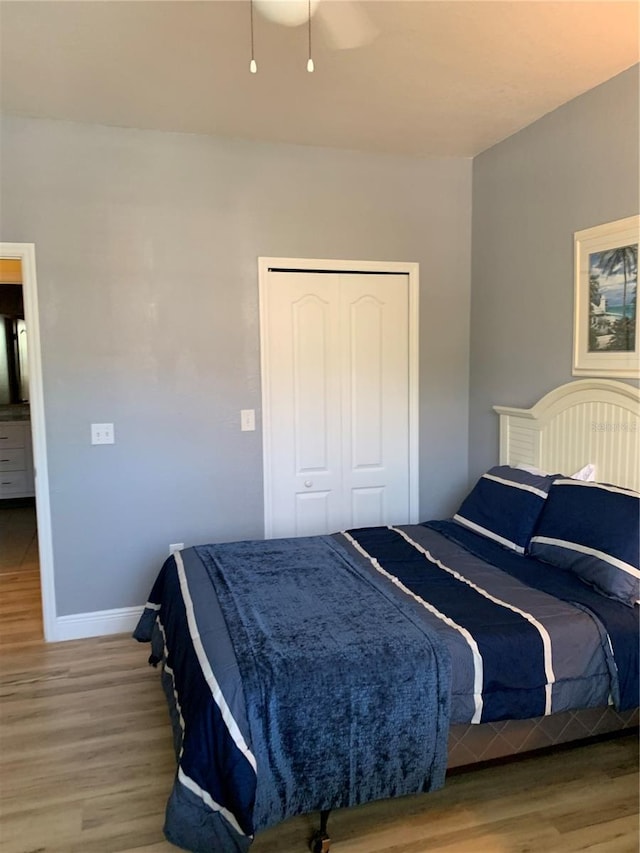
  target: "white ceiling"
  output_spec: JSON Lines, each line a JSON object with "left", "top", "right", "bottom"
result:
{"left": 1, "top": 0, "right": 638, "bottom": 158}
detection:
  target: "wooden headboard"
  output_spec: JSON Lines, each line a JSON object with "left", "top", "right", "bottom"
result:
{"left": 494, "top": 379, "right": 640, "bottom": 492}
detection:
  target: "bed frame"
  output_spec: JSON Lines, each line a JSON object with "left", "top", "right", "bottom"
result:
{"left": 447, "top": 378, "right": 639, "bottom": 769}
{"left": 494, "top": 378, "right": 639, "bottom": 492}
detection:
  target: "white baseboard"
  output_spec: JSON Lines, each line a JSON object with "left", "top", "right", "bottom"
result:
{"left": 54, "top": 605, "right": 143, "bottom": 641}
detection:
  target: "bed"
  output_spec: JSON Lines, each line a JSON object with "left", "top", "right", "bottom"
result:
{"left": 134, "top": 378, "right": 639, "bottom": 853}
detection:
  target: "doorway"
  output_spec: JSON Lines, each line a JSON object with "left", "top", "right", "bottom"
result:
{"left": 260, "top": 257, "right": 419, "bottom": 539}
{"left": 0, "top": 244, "right": 55, "bottom": 641}
{"left": 0, "top": 257, "right": 41, "bottom": 640}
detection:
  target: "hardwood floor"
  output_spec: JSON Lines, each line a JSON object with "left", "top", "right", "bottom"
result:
{"left": 0, "top": 528, "right": 637, "bottom": 852}
{"left": 0, "top": 504, "right": 42, "bottom": 646}
{"left": 0, "top": 505, "right": 39, "bottom": 575}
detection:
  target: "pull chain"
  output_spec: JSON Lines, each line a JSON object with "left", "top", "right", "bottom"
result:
{"left": 307, "top": 0, "right": 314, "bottom": 72}
{"left": 249, "top": 0, "right": 257, "bottom": 73}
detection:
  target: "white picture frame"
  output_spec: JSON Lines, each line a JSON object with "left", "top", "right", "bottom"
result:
{"left": 573, "top": 214, "right": 639, "bottom": 378}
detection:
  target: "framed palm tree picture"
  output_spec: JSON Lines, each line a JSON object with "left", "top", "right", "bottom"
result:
{"left": 573, "top": 215, "right": 639, "bottom": 378}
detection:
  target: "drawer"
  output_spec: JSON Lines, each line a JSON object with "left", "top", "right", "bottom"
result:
{"left": 0, "top": 470, "right": 29, "bottom": 496}
{"left": 0, "top": 423, "right": 25, "bottom": 449}
{"left": 0, "top": 448, "right": 26, "bottom": 471}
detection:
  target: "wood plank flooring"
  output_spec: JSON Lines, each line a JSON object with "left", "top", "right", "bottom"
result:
{"left": 1, "top": 631, "right": 637, "bottom": 853}
{"left": 0, "top": 505, "right": 43, "bottom": 646}
{"left": 0, "top": 506, "right": 39, "bottom": 575}
{"left": 0, "top": 507, "right": 637, "bottom": 852}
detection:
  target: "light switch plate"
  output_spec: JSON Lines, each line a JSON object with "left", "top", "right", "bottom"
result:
{"left": 240, "top": 409, "right": 255, "bottom": 432}
{"left": 91, "top": 423, "right": 115, "bottom": 445}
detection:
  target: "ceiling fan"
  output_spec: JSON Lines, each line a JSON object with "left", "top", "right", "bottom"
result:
{"left": 253, "top": 0, "right": 378, "bottom": 51}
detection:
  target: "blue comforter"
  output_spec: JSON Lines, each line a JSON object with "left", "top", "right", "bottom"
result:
{"left": 426, "top": 520, "right": 639, "bottom": 712}
{"left": 134, "top": 523, "right": 636, "bottom": 853}
{"left": 135, "top": 533, "right": 451, "bottom": 853}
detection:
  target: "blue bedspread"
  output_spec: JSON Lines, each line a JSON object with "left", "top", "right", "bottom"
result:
{"left": 135, "top": 534, "right": 451, "bottom": 853}
{"left": 134, "top": 522, "right": 637, "bottom": 853}
{"left": 341, "top": 525, "right": 630, "bottom": 724}
{"left": 425, "top": 519, "right": 639, "bottom": 711}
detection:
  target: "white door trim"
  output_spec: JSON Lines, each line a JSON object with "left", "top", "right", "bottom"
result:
{"left": 1, "top": 242, "right": 56, "bottom": 641}
{"left": 259, "top": 257, "right": 420, "bottom": 537}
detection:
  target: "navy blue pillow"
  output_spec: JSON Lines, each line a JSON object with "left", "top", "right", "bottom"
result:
{"left": 529, "top": 479, "right": 640, "bottom": 606}
{"left": 453, "top": 465, "right": 558, "bottom": 554}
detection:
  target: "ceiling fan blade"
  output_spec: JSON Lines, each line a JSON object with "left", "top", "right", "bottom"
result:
{"left": 315, "top": 1, "right": 379, "bottom": 50}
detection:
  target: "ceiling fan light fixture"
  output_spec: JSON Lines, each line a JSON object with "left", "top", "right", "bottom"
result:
{"left": 254, "top": 0, "right": 320, "bottom": 28}
{"left": 249, "top": 0, "right": 320, "bottom": 74}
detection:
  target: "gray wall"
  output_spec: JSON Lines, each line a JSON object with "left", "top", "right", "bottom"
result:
{"left": 469, "top": 65, "right": 640, "bottom": 483}
{"left": 0, "top": 116, "right": 472, "bottom": 616}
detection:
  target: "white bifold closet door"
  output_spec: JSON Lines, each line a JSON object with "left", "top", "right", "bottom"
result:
{"left": 262, "top": 270, "right": 410, "bottom": 539}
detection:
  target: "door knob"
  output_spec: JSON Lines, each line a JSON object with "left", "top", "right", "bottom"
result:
{"left": 304, "top": 480, "right": 313, "bottom": 488}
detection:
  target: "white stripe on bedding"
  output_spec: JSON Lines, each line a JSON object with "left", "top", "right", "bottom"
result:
{"left": 342, "top": 530, "right": 484, "bottom": 724}
{"left": 393, "top": 527, "right": 556, "bottom": 715}
{"left": 178, "top": 767, "right": 248, "bottom": 838}
{"left": 483, "top": 472, "right": 549, "bottom": 499}
{"left": 452, "top": 514, "right": 525, "bottom": 554}
{"left": 158, "top": 619, "right": 186, "bottom": 759}
{"left": 552, "top": 479, "right": 639, "bottom": 498}
{"left": 174, "top": 551, "right": 257, "bottom": 772}
{"left": 531, "top": 536, "right": 640, "bottom": 579}
{"left": 163, "top": 663, "right": 186, "bottom": 759}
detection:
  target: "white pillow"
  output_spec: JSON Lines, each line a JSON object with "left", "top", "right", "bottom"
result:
{"left": 515, "top": 462, "right": 596, "bottom": 482}
{"left": 570, "top": 463, "right": 596, "bottom": 482}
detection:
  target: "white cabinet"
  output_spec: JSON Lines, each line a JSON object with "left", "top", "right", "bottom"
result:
{"left": 0, "top": 420, "right": 34, "bottom": 498}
